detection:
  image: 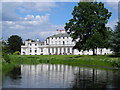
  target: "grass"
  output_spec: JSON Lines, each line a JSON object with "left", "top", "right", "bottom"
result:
{"left": 2, "top": 55, "right": 120, "bottom": 75}
{"left": 9, "top": 55, "right": 120, "bottom": 67}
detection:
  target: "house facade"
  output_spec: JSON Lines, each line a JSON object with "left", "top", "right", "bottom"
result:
{"left": 21, "top": 30, "right": 112, "bottom": 55}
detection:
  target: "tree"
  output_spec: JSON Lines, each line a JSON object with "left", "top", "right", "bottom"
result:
{"left": 65, "top": 1, "right": 112, "bottom": 55}
{"left": 110, "top": 20, "right": 120, "bottom": 56}
{"left": 8, "top": 35, "right": 22, "bottom": 54}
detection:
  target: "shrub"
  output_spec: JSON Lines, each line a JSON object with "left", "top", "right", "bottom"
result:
{"left": 111, "top": 59, "right": 120, "bottom": 67}
{"left": 13, "top": 51, "right": 20, "bottom": 55}
{"left": 2, "top": 53, "right": 10, "bottom": 63}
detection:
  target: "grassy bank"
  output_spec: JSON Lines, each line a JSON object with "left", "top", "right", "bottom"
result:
{"left": 9, "top": 55, "right": 120, "bottom": 67}
{"left": 2, "top": 55, "right": 120, "bottom": 75}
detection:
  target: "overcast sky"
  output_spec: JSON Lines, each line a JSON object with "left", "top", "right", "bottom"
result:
{"left": 1, "top": 0, "right": 119, "bottom": 41}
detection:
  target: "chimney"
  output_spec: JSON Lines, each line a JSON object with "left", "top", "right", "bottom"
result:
{"left": 36, "top": 38, "right": 39, "bottom": 42}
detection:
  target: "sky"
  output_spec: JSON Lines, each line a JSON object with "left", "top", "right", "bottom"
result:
{"left": 1, "top": 0, "right": 119, "bottom": 41}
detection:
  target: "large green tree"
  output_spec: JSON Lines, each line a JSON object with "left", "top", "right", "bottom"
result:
{"left": 65, "top": 1, "right": 112, "bottom": 55}
{"left": 8, "top": 35, "right": 22, "bottom": 54}
{"left": 110, "top": 20, "right": 120, "bottom": 56}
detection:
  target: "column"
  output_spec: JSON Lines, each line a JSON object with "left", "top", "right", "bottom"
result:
{"left": 66, "top": 47, "right": 68, "bottom": 54}
{"left": 56, "top": 48, "right": 58, "bottom": 55}
{"left": 54, "top": 48, "right": 56, "bottom": 55}
{"left": 50, "top": 48, "right": 52, "bottom": 54}
{"left": 60, "top": 48, "right": 61, "bottom": 54}
{"left": 46, "top": 48, "right": 48, "bottom": 55}
{"left": 48, "top": 48, "right": 50, "bottom": 55}
{"left": 70, "top": 47, "right": 72, "bottom": 54}
{"left": 58, "top": 48, "right": 60, "bottom": 55}
{"left": 61, "top": 47, "right": 64, "bottom": 55}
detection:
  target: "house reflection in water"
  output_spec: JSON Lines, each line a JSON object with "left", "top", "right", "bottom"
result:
{"left": 3, "top": 64, "right": 120, "bottom": 88}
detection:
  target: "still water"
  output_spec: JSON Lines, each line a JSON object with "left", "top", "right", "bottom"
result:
{"left": 3, "top": 64, "right": 120, "bottom": 88}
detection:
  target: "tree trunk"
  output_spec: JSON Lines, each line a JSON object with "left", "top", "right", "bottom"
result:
{"left": 92, "top": 48, "right": 96, "bottom": 55}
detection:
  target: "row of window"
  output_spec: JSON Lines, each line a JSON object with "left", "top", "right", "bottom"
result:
{"left": 29, "top": 48, "right": 72, "bottom": 53}
{"left": 50, "top": 37, "right": 70, "bottom": 39}
{"left": 28, "top": 43, "right": 37, "bottom": 46}
{"left": 48, "top": 47, "right": 73, "bottom": 54}
{"left": 50, "top": 41, "right": 71, "bottom": 45}
{"left": 30, "top": 48, "right": 43, "bottom": 53}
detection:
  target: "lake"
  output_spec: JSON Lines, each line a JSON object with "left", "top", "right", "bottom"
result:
{"left": 2, "top": 64, "right": 120, "bottom": 89}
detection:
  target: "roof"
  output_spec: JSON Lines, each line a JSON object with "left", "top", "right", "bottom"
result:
{"left": 48, "top": 33, "right": 70, "bottom": 38}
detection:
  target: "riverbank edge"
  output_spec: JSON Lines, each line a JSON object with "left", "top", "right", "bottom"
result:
{"left": 2, "top": 55, "right": 120, "bottom": 75}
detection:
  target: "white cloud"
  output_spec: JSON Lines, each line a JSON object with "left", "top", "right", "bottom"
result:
{"left": 107, "top": 18, "right": 118, "bottom": 29}
{"left": 1, "top": 0, "right": 80, "bottom": 2}
{"left": 105, "top": 2, "right": 118, "bottom": 11}
{"left": 2, "top": 2, "right": 57, "bottom": 21}
{"left": 2, "top": 14, "right": 64, "bottom": 41}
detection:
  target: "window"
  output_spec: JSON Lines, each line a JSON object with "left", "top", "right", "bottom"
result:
{"left": 41, "top": 48, "right": 43, "bottom": 52}
{"left": 35, "top": 43, "right": 37, "bottom": 46}
{"left": 55, "top": 41, "right": 57, "bottom": 45}
{"left": 67, "top": 41, "right": 69, "bottom": 45}
{"left": 35, "top": 50, "right": 37, "bottom": 53}
{"left": 59, "top": 41, "right": 61, "bottom": 45}
{"left": 23, "top": 52, "right": 25, "bottom": 55}
{"left": 30, "top": 50, "right": 32, "bottom": 52}
{"left": 63, "top": 41, "right": 65, "bottom": 45}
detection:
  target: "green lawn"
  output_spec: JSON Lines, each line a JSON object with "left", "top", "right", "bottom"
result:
{"left": 2, "top": 55, "right": 120, "bottom": 75}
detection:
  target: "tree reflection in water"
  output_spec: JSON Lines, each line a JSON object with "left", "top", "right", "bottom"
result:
{"left": 72, "top": 67, "right": 120, "bottom": 89}
{"left": 9, "top": 65, "right": 21, "bottom": 80}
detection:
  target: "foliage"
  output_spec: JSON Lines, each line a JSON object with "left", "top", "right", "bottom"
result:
{"left": 26, "top": 39, "right": 32, "bottom": 41}
{"left": 8, "top": 35, "right": 22, "bottom": 54}
{"left": 13, "top": 51, "right": 20, "bottom": 55}
{"left": 65, "top": 2, "right": 112, "bottom": 55}
{"left": 111, "top": 59, "right": 120, "bottom": 67}
{"left": 2, "top": 46, "right": 11, "bottom": 54}
{"left": 110, "top": 20, "right": 120, "bottom": 56}
{"left": 2, "top": 53, "right": 10, "bottom": 63}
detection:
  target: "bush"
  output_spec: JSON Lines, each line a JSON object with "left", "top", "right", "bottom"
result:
{"left": 111, "top": 59, "right": 120, "bottom": 67}
{"left": 2, "top": 53, "right": 10, "bottom": 63}
{"left": 13, "top": 51, "right": 20, "bottom": 55}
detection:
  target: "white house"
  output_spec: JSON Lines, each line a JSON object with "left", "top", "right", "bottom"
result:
{"left": 21, "top": 30, "right": 113, "bottom": 55}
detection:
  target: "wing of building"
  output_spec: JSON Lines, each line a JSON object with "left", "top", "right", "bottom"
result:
{"left": 21, "top": 30, "right": 113, "bottom": 55}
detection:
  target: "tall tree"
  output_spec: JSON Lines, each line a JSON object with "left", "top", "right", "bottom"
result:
{"left": 8, "top": 35, "right": 22, "bottom": 54}
{"left": 110, "top": 20, "right": 120, "bottom": 56}
{"left": 65, "top": 1, "right": 112, "bottom": 55}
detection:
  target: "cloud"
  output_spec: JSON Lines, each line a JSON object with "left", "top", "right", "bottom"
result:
{"left": 106, "top": 18, "right": 118, "bottom": 29}
{"left": 105, "top": 2, "right": 118, "bottom": 12}
{"left": 1, "top": 0, "right": 79, "bottom": 2}
{"left": 2, "top": 2, "right": 57, "bottom": 21}
{"left": 2, "top": 14, "right": 64, "bottom": 41}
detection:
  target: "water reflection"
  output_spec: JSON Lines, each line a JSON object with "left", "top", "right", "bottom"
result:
{"left": 9, "top": 65, "right": 21, "bottom": 80}
{"left": 3, "top": 64, "right": 120, "bottom": 88}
